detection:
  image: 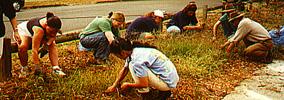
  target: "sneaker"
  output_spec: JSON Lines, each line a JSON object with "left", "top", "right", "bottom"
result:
{"left": 52, "top": 66, "right": 66, "bottom": 76}
{"left": 19, "top": 66, "right": 28, "bottom": 78}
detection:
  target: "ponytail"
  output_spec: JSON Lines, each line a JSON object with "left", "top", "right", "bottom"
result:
{"left": 46, "top": 12, "right": 55, "bottom": 20}
{"left": 108, "top": 12, "right": 113, "bottom": 18}
{"left": 46, "top": 12, "right": 62, "bottom": 30}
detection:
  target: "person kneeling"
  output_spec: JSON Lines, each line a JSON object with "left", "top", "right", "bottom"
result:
{"left": 105, "top": 38, "right": 179, "bottom": 100}
{"left": 221, "top": 14, "right": 273, "bottom": 63}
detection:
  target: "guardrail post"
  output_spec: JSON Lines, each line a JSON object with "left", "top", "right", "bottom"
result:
{"left": 203, "top": 5, "right": 208, "bottom": 22}
{"left": 203, "top": 5, "right": 208, "bottom": 28}
{"left": 0, "top": 38, "right": 12, "bottom": 81}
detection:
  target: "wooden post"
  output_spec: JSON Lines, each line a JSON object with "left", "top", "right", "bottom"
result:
{"left": 202, "top": 5, "right": 208, "bottom": 28}
{"left": 203, "top": 5, "right": 208, "bottom": 21}
{"left": 0, "top": 38, "right": 12, "bottom": 81}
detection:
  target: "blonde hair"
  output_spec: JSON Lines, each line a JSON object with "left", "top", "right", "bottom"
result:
{"left": 144, "top": 12, "right": 155, "bottom": 17}
{"left": 109, "top": 12, "right": 125, "bottom": 22}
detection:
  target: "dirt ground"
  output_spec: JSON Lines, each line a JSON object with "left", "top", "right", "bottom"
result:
{"left": 2, "top": 0, "right": 283, "bottom": 99}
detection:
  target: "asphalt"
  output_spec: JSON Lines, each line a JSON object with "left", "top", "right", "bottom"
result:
{"left": 4, "top": 0, "right": 223, "bottom": 39}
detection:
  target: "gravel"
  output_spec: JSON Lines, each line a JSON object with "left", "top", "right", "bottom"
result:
{"left": 223, "top": 60, "right": 284, "bottom": 100}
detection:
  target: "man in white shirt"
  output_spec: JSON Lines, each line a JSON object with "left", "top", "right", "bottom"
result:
{"left": 221, "top": 14, "right": 273, "bottom": 63}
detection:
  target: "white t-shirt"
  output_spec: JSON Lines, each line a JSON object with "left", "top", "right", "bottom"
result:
{"left": 124, "top": 48, "right": 179, "bottom": 88}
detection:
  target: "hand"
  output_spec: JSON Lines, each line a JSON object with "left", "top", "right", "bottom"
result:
{"left": 200, "top": 22, "right": 205, "bottom": 28}
{"left": 220, "top": 44, "right": 226, "bottom": 49}
{"left": 13, "top": 32, "right": 21, "bottom": 45}
{"left": 120, "top": 82, "right": 130, "bottom": 91}
{"left": 212, "top": 36, "right": 217, "bottom": 42}
{"left": 105, "top": 85, "right": 117, "bottom": 93}
{"left": 183, "top": 26, "right": 189, "bottom": 30}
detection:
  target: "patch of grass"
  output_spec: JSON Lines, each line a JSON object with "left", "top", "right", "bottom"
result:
{"left": 2, "top": 2, "right": 284, "bottom": 99}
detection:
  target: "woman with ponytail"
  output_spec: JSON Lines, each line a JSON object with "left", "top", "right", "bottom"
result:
{"left": 78, "top": 11, "right": 125, "bottom": 65}
{"left": 17, "top": 12, "right": 65, "bottom": 78}
{"left": 105, "top": 38, "right": 179, "bottom": 100}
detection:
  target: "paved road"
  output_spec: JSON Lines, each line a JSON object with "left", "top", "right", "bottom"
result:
{"left": 3, "top": 0, "right": 222, "bottom": 39}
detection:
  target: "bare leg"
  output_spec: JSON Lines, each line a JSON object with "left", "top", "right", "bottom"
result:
{"left": 18, "top": 35, "right": 31, "bottom": 66}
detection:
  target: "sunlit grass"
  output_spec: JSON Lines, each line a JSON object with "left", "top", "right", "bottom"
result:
{"left": 4, "top": 2, "right": 284, "bottom": 99}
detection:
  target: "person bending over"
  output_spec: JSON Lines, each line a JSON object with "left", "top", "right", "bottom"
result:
{"left": 126, "top": 10, "right": 164, "bottom": 40}
{"left": 105, "top": 38, "right": 179, "bottom": 100}
{"left": 78, "top": 12, "right": 125, "bottom": 65}
{"left": 17, "top": 12, "right": 65, "bottom": 78}
{"left": 220, "top": 14, "right": 273, "bottom": 63}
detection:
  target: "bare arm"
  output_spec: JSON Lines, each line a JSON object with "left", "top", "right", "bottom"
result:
{"left": 105, "top": 67, "right": 129, "bottom": 93}
{"left": 10, "top": 17, "right": 18, "bottom": 32}
{"left": 10, "top": 17, "right": 21, "bottom": 43}
{"left": 121, "top": 77, "right": 148, "bottom": 90}
{"left": 220, "top": 40, "right": 230, "bottom": 49}
{"left": 32, "top": 27, "right": 44, "bottom": 65}
{"left": 220, "top": 40, "right": 237, "bottom": 57}
{"left": 104, "top": 31, "right": 114, "bottom": 44}
{"left": 226, "top": 42, "right": 235, "bottom": 53}
{"left": 213, "top": 21, "right": 221, "bottom": 41}
{"left": 183, "top": 23, "right": 204, "bottom": 31}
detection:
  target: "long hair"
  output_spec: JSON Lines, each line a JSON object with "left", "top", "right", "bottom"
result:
{"left": 181, "top": 2, "right": 197, "bottom": 14}
{"left": 110, "top": 38, "right": 157, "bottom": 54}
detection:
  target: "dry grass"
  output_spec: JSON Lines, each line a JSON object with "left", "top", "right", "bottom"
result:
{"left": 0, "top": 1, "right": 283, "bottom": 99}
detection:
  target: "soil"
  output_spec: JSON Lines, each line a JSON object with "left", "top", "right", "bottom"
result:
{"left": 2, "top": 0, "right": 283, "bottom": 99}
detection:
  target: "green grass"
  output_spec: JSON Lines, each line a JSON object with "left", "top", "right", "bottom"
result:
{"left": 3, "top": 2, "right": 284, "bottom": 99}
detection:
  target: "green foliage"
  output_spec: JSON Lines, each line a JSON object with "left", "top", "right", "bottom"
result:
{"left": 154, "top": 34, "right": 225, "bottom": 78}
{"left": 3, "top": 2, "right": 284, "bottom": 99}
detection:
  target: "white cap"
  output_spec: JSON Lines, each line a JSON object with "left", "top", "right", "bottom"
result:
{"left": 154, "top": 9, "right": 164, "bottom": 18}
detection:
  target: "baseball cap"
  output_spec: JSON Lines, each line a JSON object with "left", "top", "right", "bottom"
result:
{"left": 154, "top": 9, "right": 164, "bottom": 18}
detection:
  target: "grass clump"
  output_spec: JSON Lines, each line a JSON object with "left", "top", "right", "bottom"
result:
{"left": 1, "top": 2, "right": 283, "bottom": 99}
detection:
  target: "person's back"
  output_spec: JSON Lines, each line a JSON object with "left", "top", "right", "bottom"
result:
{"left": 229, "top": 18, "right": 270, "bottom": 43}
{"left": 80, "top": 18, "right": 112, "bottom": 36}
{"left": 126, "top": 16, "right": 159, "bottom": 40}
{"left": 126, "top": 16, "right": 159, "bottom": 33}
{"left": 130, "top": 47, "right": 179, "bottom": 88}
